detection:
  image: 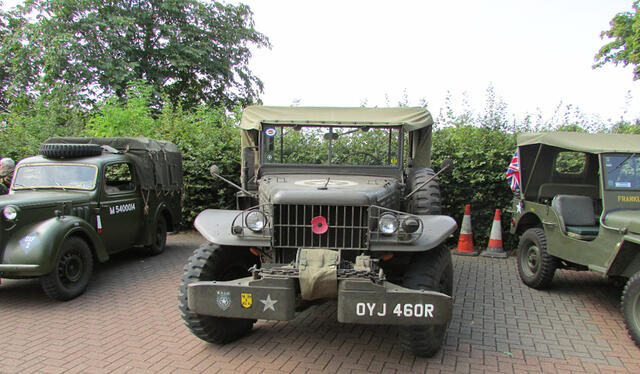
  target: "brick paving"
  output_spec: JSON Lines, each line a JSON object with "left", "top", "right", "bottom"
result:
{"left": 1, "top": 231, "right": 639, "bottom": 374}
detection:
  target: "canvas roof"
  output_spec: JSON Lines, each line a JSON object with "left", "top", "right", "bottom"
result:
{"left": 240, "top": 106, "right": 433, "bottom": 131}
{"left": 518, "top": 132, "right": 640, "bottom": 154}
{"left": 44, "top": 137, "right": 183, "bottom": 191}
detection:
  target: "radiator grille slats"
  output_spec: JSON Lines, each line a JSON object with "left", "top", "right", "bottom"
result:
{"left": 273, "top": 204, "right": 368, "bottom": 249}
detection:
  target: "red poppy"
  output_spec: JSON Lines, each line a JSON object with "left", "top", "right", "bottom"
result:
{"left": 311, "top": 216, "right": 328, "bottom": 235}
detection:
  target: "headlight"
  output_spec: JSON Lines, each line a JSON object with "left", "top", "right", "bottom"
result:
{"left": 3, "top": 205, "right": 18, "bottom": 221}
{"left": 378, "top": 213, "right": 398, "bottom": 235}
{"left": 245, "top": 210, "right": 266, "bottom": 232}
{"left": 402, "top": 217, "right": 420, "bottom": 233}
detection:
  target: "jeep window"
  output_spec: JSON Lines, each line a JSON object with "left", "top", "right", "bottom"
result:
{"left": 104, "top": 163, "right": 135, "bottom": 193}
{"left": 262, "top": 125, "right": 402, "bottom": 167}
{"left": 604, "top": 153, "right": 640, "bottom": 189}
{"left": 555, "top": 152, "right": 586, "bottom": 175}
{"left": 12, "top": 163, "right": 97, "bottom": 190}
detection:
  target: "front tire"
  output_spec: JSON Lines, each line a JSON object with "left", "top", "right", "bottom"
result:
{"left": 178, "top": 243, "right": 258, "bottom": 344}
{"left": 622, "top": 272, "right": 640, "bottom": 347}
{"left": 399, "top": 245, "right": 453, "bottom": 357}
{"left": 517, "top": 228, "right": 557, "bottom": 289}
{"left": 40, "top": 236, "right": 93, "bottom": 301}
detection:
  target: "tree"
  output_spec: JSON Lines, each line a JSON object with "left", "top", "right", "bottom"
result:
{"left": 594, "top": 1, "right": 640, "bottom": 79}
{"left": 0, "top": 0, "right": 269, "bottom": 110}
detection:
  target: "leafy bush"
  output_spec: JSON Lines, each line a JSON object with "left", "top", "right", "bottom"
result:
{"left": 431, "top": 126, "right": 517, "bottom": 250}
{"left": 84, "top": 81, "right": 241, "bottom": 227}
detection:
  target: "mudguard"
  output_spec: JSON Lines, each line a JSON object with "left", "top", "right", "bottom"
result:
{"left": 370, "top": 215, "right": 458, "bottom": 252}
{"left": 0, "top": 215, "right": 107, "bottom": 278}
{"left": 194, "top": 209, "right": 270, "bottom": 247}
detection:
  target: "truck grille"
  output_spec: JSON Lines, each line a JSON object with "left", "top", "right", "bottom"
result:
{"left": 272, "top": 204, "right": 368, "bottom": 250}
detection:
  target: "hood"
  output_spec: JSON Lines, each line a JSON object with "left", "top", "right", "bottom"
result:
{"left": 0, "top": 190, "right": 93, "bottom": 209}
{"left": 259, "top": 174, "right": 400, "bottom": 207}
{"left": 604, "top": 210, "right": 640, "bottom": 235}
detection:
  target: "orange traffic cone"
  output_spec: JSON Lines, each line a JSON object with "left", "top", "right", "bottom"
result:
{"left": 481, "top": 209, "right": 507, "bottom": 258}
{"left": 454, "top": 204, "right": 478, "bottom": 256}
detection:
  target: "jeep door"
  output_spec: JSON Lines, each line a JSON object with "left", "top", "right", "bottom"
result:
{"left": 99, "top": 162, "right": 143, "bottom": 252}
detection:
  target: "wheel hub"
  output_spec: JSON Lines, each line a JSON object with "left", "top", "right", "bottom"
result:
{"left": 524, "top": 245, "right": 540, "bottom": 275}
{"left": 59, "top": 252, "right": 83, "bottom": 284}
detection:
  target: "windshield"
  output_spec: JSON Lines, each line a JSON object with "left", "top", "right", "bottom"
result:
{"left": 261, "top": 125, "right": 402, "bottom": 167}
{"left": 12, "top": 163, "right": 98, "bottom": 190}
{"left": 603, "top": 154, "right": 640, "bottom": 190}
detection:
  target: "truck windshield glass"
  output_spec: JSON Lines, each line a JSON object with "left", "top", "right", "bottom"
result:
{"left": 262, "top": 125, "right": 402, "bottom": 167}
{"left": 604, "top": 154, "right": 640, "bottom": 189}
{"left": 12, "top": 164, "right": 98, "bottom": 190}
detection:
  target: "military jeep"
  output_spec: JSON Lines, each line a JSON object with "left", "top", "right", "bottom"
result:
{"left": 179, "top": 106, "right": 457, "bottom": 356}
{"left": 510, "top": 132, "right": 640, "bottom": 347}
{"left": 0, "top": 137, "right": 182, "bottom": 301}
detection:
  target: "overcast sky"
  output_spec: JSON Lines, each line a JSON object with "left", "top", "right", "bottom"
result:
{"left": 3, "top": 0, "right": 639, "bottom": 123}
{"left": 231, "top": 0, "right": 640, "bottom": 123}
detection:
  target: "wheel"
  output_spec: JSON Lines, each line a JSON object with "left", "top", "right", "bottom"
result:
{"left": 147, "top": 215, "right": 167, "bottom": 255}
{"left": 178, "top": 243, "right": 258, "bottom": 344}
{"left": 406, "top": 168, "right": 441, "bottom": 215}
{"left": 40, "top": 236, "right": 93, "bottom": 301}
{"left": 398, "top": 245, "right": 453, "bottom": 357}
{"left": 40, "top": 143, "right": 102, "bottom": 159}
{"left": 622, "top": 272, "right": 640, "bottom": 347}
{"left": 517, "top": 228, "right": 558, "bottom": 289}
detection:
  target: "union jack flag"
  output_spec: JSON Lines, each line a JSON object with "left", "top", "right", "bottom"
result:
{"left": 506, "top": 150, "right": 520, "bottom": 191}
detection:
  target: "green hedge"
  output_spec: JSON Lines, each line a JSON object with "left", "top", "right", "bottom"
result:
{"left": 432, "top": 126, "right": 517, "bottom": 251}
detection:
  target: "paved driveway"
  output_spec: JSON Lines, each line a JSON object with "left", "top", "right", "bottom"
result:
{"left": 0, "top": 231, "right": 638, "bottom": 374}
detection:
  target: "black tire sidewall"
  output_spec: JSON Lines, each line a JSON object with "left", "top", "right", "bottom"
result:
{"left": 399, "top": 246, "right": 453, "bottom": 357}
{"left": 41, "top": 237, "right": 93, "bottom": 301}
{"left": 517, "top": 228, "right": 556, "bottom": 289}
{"left": 622, "top": 273, "right": 640, "bottom": 347}
{"left": 406, "top": 168, "right": 441, "bottom": 215}
{"left": 178, "top": 244, "right": 258, "bottom": 344}
{"left": 148, "top": 215, "right": 167, "bottom": 255}
{"left": 40, "top": 143, "right": 102, "bottom": 159}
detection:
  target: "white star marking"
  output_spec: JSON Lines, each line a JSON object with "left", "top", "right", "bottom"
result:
{"left": 260, "top": 294, "right": 278, "bottom": 312}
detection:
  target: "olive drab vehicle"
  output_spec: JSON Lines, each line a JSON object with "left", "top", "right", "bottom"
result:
{"left": 0, "top": 137, "right": 183, "bottom": 301}
{"left": 510, "top": 132, "right": 640, "bottom": 347}
{"left": 179, "top": 106, "right": 457, "bottom": 356}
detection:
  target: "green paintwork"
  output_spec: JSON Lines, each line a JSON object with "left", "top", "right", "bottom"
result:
{"left": 511, "top": 132, "right": 640, "bottom": 278}
{"left": 0, "top": 148, "right": 182, "bottom": 281}
{"left": 190, "top": 106, "right": 454, "bottom": 328}
{"left": 187, "top": 277, "right": 452, "bottom": 326}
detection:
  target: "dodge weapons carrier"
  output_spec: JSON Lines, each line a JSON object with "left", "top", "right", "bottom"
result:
{"left": 179, "top": 106, "right": 457, "bottom": 356}
{"left": 0, "top": 137, "right": 182, "bottom": 300}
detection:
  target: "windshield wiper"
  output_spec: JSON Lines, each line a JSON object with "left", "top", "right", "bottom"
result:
{"left": 611, "top": 153, "right": 637, "bottom": 173}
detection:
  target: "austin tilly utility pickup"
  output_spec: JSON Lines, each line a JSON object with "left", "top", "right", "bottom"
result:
{"left": 0, "top": 137, "right": 182, "bottom": 300}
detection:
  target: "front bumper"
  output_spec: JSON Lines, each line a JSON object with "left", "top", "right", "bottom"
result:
{"left": 0, "top": 264, "right": 41, "bottom": 278}
{"left": 187, "top": 277, "right": 452, "bottom": 325}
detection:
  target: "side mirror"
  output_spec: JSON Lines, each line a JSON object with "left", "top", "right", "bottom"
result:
{"left": 441, "top": 158, "right": 454, "bottom": 173}
{"left": 209, "top": 164, "right": 220, "bottom": 178}
{"left": 323, "top": 132, "right": 339, "bottom": 140}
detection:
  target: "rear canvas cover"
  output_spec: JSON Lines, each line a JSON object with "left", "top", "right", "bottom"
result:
{"left": 44, "top": 137, "right": 183, "bottom": 191}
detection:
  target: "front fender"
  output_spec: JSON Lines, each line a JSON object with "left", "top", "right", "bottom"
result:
{"left": 194, "top": 209, "right": 270, "bottom": 247}
{"left": 370, "top": 215, "right": 457, "bottom": 252}
{"left": 1, "top": 216, "right": 107, "bottom": 277}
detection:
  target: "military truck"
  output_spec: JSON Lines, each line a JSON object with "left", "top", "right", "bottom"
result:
{"left": 179, "top": 106, "right": 457, "bottom": 356}
{"left": 510, "top": 132, "right": 640, "bottom": 347}
{"left": 0, "top": 137, "right": 182, "bottom": 301}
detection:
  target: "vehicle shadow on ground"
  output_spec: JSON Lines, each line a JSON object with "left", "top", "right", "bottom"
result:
{"left": 552, "top": 269, "right": 623, "bottom": 309}
{"left": 0, "top": 244, "right": 176, "bottom": 305}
